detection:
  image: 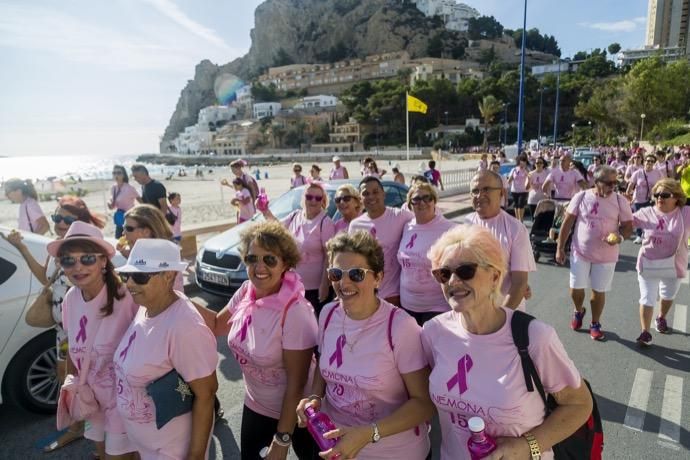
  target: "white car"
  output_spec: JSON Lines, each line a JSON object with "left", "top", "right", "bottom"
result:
{"left": 0, "top": 226, "right": 124, "bottom": 413}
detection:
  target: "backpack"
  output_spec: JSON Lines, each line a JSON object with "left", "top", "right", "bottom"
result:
{"left": 511, "top": 310, "right": 604, "bottom": 460}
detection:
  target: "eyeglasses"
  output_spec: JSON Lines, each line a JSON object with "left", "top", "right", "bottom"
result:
{"left": 119, "top": 272, "right": 160, "bottom": 285}
{"left": 326, "top": 267, "right": 375, "bottom": 283}
{"left": 410, "top": 195, "right": 434, "bottom": 205}
{"left": 596, "top": 180, "right": 618, "bottom": 187}
{"left": 334, "top": 195, "right": 354, "bottom": 204}
{"left": 244, "top": 254, "right": 279, "bottom": 268}
{"left": 304, "top": 194, "right": 323, "bottom": 202}
{"left": 124, "top": 225, "right": 142, "bottom": 233}
{"left": 51, "top": 214, "right": 78, "bottom": 225}
{"left": 654, "top": 192, "right": 673, "bottom": 199}
{"left": 59, "top": 254, "right": 101, "bottom": 268}
{"left": 645, "top": 160, "right": 655, "bottom": 164}
{"left": 431, "top": 263, "right": 486, "bottom": 284}
{"left": 470, "top": 187, "right": 502, "bottom": 197}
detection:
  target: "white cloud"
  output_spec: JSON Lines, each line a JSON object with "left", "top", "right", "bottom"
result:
{"left": 579, "top": 17, "right": 647, "bottom": 33}
{"left": 142, "top": 0, "right": 230, "bottom": 49}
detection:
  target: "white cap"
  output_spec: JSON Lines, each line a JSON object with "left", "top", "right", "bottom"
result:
{"left": 116, "top": 239, "right": 188, "bottom": 273}
{"left": 332, "top": 156, "right": 341, "bottom": 162}
{"left": 468, "top": 417, "right": 485, "bottom": 433}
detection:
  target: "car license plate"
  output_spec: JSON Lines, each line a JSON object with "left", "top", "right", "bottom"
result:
{"left": 200, "top": 269, "right": 229, "bottom": 286}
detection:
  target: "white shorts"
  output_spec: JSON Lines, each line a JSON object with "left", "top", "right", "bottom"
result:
{"left": 569, "top": 253, "right": 616, "bottom": 292}
{"left": 637, "top": 274, "right": 681, "bottom": 306}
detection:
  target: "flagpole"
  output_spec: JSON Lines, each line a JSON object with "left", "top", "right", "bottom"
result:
{"left": 406, "top": 92, "right": 410, "bottom": 162}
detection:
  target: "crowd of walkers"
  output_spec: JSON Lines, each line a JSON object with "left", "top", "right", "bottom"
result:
{"left": 0, "top": 145, "right": 689, "bottom": 459}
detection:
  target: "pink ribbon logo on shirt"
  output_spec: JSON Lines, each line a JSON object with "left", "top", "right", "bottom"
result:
{"left": 590, "top": 202, "right": 599, "bottom": 215}
{"left": 405, "top": 233, "right": 418, "bottom": 249}
{"left": 656, "top": 218, "right": 665, "bottom": 231}
{"left": 446, "top": 354, "right": 473, "bottom": 395}
{"left": 329, "top": 334, "right": 346, "bottom": 368}
{"left": 370, "top": 227, "right": 377, "bottom": 237}
{"left": 119, "top": 331, "right": 136, "bottom": 361}
{"left": 75, "top": 315, "right": 87, "bottom": 343}
{"left": 238, "top": 315, "right": 252, "bottom": 342}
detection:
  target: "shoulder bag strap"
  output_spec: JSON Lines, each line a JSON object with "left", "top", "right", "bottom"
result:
{"left": 323, "top": 302, "right": 339, "bottom": 332}
{"left": 510, "top": 311, "right": 548, "bottom": 406}
{"left": 24, "top": 202, "right": 34, "bottom": 233}
{"left": 642, "top": 171, "right": 650, "bottom": 202}
{"left": 387, "top": 307, "right": 398, "bottom": 351}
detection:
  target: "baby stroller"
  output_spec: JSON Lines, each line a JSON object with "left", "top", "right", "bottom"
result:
{"left": 530, "top": 199, "right": 570, "bottom": 262}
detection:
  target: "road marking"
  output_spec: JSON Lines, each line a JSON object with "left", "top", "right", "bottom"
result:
{"left": 672, "top": 304, "right": 687, "bottom": 334}
{"left": 624, "top": 368, "right": 654, "bottom": 432}
{"left": 658, "top": 375, "right": 683, "bottom": 444}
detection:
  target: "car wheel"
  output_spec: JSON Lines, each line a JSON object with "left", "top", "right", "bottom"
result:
{"left": 3, "top": 330, "right": 59, "bottom": 413}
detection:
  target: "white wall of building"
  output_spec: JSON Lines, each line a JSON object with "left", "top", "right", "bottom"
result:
{"left": 253, "top": 102, "right": 282, "bottom": 119}
{"left": 294, "top": 95, "right": 338, "bottom": 109}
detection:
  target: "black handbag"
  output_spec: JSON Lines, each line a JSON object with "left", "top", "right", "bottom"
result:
{"left": 146, "top": 368, "right": 193, "bottom": 429}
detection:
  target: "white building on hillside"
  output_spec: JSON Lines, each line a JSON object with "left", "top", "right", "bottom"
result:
{"left": 253, "top": 102, "right": 282, "bottom": 119}
{"left": 294, "top": 95, "right": 338, "bottom": 109}
{"left": 198, "top": 105, "right": 237, "bottom": 129}
{"left": 412, "top": 0, "right": 479, "bottom": 32}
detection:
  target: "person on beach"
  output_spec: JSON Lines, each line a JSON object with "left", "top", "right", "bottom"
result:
{"left": 4, "top": 178, "right": 49, "bottom": 234}
{"left": 627, "top": 155, "right": 664, "bottom": 244}
{"left": 50, "top": 222, "right": 138, "bottom": 460}
{"left": 167, "top": 193, "right": 182, "bottom": 243}
{"left": 398, "top": 182, "right": 456, "bottom": 325}
{"left": 261, "top": 182, "right": 336, "bottom": 315}
{"left": 229, "top": 159, "right": 259, "bottom": 200}
{"left": 195, "top": 221, "right": 319, "bottom": 460}
{"left": 295, "top": 231, "right": 434, "bottom": 460}
{"left": 362, "top": 158, "right": 386, "bottom": 179}
{"left": 108, "top": 165, "right": 140, "bottom": 239}
{"left": 229, "top": 178, "right": 256, "bottom": 224}
{"left": 291, "top": 164, "right": 308, "bottom": 189}
{"left": 424, "top": 160, "right": 444, "bottom": 190}
{"left": 527, "top": 157, "right": 549, "bottom": 218}
{"left": 1, "top": 196, "right": 105, "bottom": 452}
{"left": 508, "top": 155, "right": 530, "bottom": 222}
{"left": 333, "top": 184, "right": 364, "bottom": 234}
{"left": 114, "top": 239, "right": 218, "bottom": 460}
{"left": 130, "top": 165, "right": 167, "bottom": 214}
{"left": 392, "top": 165, "right": 405, "bottom": 184}
{"left": 542, "top": 154, "right": 588, "bottom": 201}
{"left": 349, "top": 176, "right": 413, "bottom": 306}
{"left": 329, "top": 156, "right": 349, "bottom": 180}
{"left": 309, "top": 164, "right": 323, "bottom": 183}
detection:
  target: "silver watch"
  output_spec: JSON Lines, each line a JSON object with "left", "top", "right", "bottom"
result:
{"left": 371, "top": 422, "right": 381, "bottom": 443}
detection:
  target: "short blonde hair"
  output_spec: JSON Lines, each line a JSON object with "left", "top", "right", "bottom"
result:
{"left": 125, "top": 204, "right": 173, "bottom": 240}
{"left": 428, "top": 225, "right": 506, "bottom": 298}
{"left": 653, "top": 178, "right": 687, "bottom": 207}
{"left": 326, "top": 231, "right": 384, "bottom": 275}
{"left": 335, "top": 184, "right": 363, "bottom": 213}
{"left": 239, "top": 220, "right": 301, "bottom": 269}
{"left": 406, "top": 182, "right": 439, "bottom": 209}
{"left": 301, "top": 183, "right": 329, "bottom": 211}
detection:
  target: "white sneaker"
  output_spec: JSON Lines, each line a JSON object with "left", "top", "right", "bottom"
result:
{"left": 633, "top": 236, "right": 643, "bottom": 244}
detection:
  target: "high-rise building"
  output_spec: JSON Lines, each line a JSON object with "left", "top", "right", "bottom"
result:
{"left": 646, "top": 0, "right": 690, "bottom": 54}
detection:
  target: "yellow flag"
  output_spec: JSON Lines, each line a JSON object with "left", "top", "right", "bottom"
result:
{"left": 407, "top": 94, "right": 428, "bottom": 114}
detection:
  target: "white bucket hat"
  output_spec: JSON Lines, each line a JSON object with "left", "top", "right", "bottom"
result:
{"left": 116, "top": 239, "right": 188, "bottom": 273}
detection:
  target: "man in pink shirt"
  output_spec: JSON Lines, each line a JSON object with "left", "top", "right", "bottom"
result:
{"left": 329, "top": 156, "right": 349, "bottom": 180}
{"left": 542, "top": 154, "right": 588, "bottom": 201}
{"left": 464, "top": 170, "right": 536, "bottom": 310}
{"left": 349, "top": 177, "right": 413, "bottom": 306}
{"left": 556, "top": 166, "right": 633, "bottom": 340}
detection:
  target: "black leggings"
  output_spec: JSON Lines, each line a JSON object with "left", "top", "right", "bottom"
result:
{"left": 240, "top": 405, "right": 317, "bottom": 460}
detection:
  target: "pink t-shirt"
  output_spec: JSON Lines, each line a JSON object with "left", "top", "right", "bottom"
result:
{"left": 18, "top": 197, "right": 45, "bottom": 232}
{"left": 291, "top": 175, "right": 308, "bottom": 189}
{"left": 527, "top": 170, "right": 549, "bottom": 205}
{"left": 633, "top": 206, "right": 690, "bottom": 278}
{"left": 610, "top": 160, "right": 626, "bottom": 174}
{"left": 464, "top": 211, "right": 536, "bottom": 309}
{"left": 398, "top": 214, "right": 456, "bottom": 313}
{"left": 113, "top": 295, "right": 218, "bottom": 460}
{"left": 545, "top": 167, "right": 584, "bottom": 200}
{"left": 282, "top": 210, "right": 336, "bottom": 290}
{"left": 169, "top": 205, "right": 182, "bottom": 237}
{"left": 477, "top": 159, "right": 488, "bottom": 172}
{"left": 421, "top": 308, "right": 581, "bottom": 460}
{"left": 508, "top": 167, "right": 528, "bottom": 193}
{"left": 318, "top": 301, "right": 430, "bottom": 459}
{"left": 629, "top": 168, "right": 663, "bottom": 204}
{"left": 655, "top": 161, "right": 673, "bottom": 178}
{"left": 111, "top": 183, "right": 139, "bottom": 211}
{"left": 334, "top": 218, "right": 350, "bottom": 235}
{"left": 62, "top": 285, "right": 139, "bottom": 439}
{"left": 329, "top": 166, "right": 347, "bottom": 180}
{"left": 625, "top": 164, "right": 641, "bottom": 181}
{"left": 225, "top": 272, "right": 318, "bottom": 419}
{"left": 567, "top": 190, "right": 633, "bottom": 264}
{"left": 349, "top": 207, "right": 414, "bottom": 299}
{"left": 235, "top": 189, "right": 255, "bottom": 220}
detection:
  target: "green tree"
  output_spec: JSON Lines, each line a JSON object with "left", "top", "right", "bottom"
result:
{"left": 478, "top": 95, "right": 503, "bottom": 148}
{"left": 251, "top": 83, "right": 278, "bottom": 102}
{"left": 273, "top": 48, "right": 294, "bottom": 67}
{"left": 467, "top": 16, "right": 504, "bottom": 40}
{"left": 608, "top": 43, "right": 621, "bottom": 55}
{"left": 427, "top": 33, "right": 444, "bottom": 58}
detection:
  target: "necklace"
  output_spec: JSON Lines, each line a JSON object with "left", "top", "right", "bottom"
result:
{"left": 340, "top": 301, "right": 379, "bottom": 352}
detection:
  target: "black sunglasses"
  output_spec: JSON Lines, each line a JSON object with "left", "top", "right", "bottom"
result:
{"left": 244, "top": 254, "right": 279, "bottom": 268}
{"left": 124, "top": 225, "right": 142, "bottom": 233}
{"left": 326, "top": 267, "right": 375, "bottom": 283}
{"left": 52, "top": 214, "right": 78, "bottom": 225}
{"left": 654, "top": 192, "right": 673, "bottom": 199}
{"left": 59, "top": 254, "right": 101, "bottom": 268}
{"left": 119, "top": 272, "right": 160, "bottom": 285}
{"left": 304, "top": 194, "right": 323, "bottom": 202}
{"left": 411, "top": 195, "right": 434, "bottom": 205}
{"left": 334, "top": 195, "right": 354, "bottom": 204}
{"left": 431, "top": 263, "right": 484, "bottom": 284}
{"left": 112, "top": 171, "right": 123, "bottom": 176}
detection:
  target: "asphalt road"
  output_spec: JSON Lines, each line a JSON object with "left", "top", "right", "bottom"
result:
{"left": 1, "top": 219, "right": 688, "bottom": 459}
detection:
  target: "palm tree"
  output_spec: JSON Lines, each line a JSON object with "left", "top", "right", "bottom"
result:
{"left": 478, "top": 95, "right": 503, "bottom": 149}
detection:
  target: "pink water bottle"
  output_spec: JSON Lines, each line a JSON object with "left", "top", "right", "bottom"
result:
{"left": 467, "top": 417, "right": 497, "bottom": 459}
{"left": 257, "top": 187, "right": 269, "bottom": 212}
{"left": 304, "top": 403, "right": 339, "bottom": 452}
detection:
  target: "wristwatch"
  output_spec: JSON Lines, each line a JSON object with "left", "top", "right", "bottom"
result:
{"left": 274, "top": 432, "right": 292, "bottom": 447}
{"left": 522, "top": 432, "right": 541, "bottom": 460}
{"left": 371, "top": 422, "right": 381, "bottom": 443}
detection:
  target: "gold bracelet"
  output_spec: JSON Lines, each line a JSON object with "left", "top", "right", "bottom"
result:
{"left": 522, "top": 432, "right": 541, "bottom": 460}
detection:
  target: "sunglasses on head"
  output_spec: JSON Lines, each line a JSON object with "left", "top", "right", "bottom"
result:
{"left": 326, "top": 267, "right": 375, "bottom": 283}
{"left": 411, "top": 195, "right": 434, "bottom": 205}
{"left": 59, "top": 254, "right": 101, "bottom": 268}
{"left": 654, "top": 192, "right": 673, "bottom": 199}
{"left": 51, "top": 214, "right": 78, "bottom": 225}
{"left": 244, "top": 254, "right": 279, "bottom": 268}
{"left": 431, "top": 263, "right": 485, "bottom": 284}
{"left": 119, "top": 272, "right": 160, "bottom": 285}
{"left": 305, "top": 194, "right": 323, "bottom": 202}
{"left": 334, "top": 195, "right": 354, "bottom": 204}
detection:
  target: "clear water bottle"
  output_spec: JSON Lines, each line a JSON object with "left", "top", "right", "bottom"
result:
{"left": 257, "top": 187, "right": 269, "bottom": 212}
{"left": 467, "top": 417, "right": 497, "bottom": 459}
{"left": 304, "top": 402, "right": 339, "bottom": 452}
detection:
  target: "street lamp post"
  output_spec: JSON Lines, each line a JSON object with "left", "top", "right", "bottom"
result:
{"left": 571, "top": 123, "right": 576, "bottom": 151}
{"left": 553, "top": 59, "right": 561, "bottom": 147}
{"left": 588, "top": 121, "right": 592, "bottom": 146}
{"left": 537, "top": 86, "right": 546, "bottom": 149}
{"left": 444, "top": 111, "right": 449, "bottom": 126}
{"left": 640, "top": 113, "right": 646, "bottom": 142}
{"left": 516, "top": 0, "right": 528, "bottom": 154}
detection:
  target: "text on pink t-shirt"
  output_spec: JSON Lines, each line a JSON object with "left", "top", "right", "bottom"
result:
{"left": 633, "top": 206, "right": 690, "bottom": 278}
{"left": 509, "top": 167, "right": 528, "bottom": 193}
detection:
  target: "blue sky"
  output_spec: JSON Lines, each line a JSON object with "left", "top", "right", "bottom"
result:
{"left": 0, "top": 0, "right": 648, "bottom": 157}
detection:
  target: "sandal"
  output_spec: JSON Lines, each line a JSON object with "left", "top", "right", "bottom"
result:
{"left": 42, "top": 428, "right": 83, "bottom": 453}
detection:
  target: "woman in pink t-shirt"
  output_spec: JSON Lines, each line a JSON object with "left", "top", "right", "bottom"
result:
{"left": 230, "top": 178, "right": 256, "bottom": 223}
{"left": 48, "top": 221, "right": 138, "bottom": 459}
{"left": 508, "top": 156, "right": 530, "bottom": 222}
{"left": 632, "top": 179, "right": 690, "bottom": 346}
{"left": 627, "top": 155, "right": 664, "bottom": 243}
{"left": 167, "top": 192, "right": 182, "bottom": 242}
{"left": 398, "top": 182, "right": 455, "bottom": 325}
{"left": 3, "top": 178, "right": 49, "bottom": 234}
{"left": 624, "top": 155, "right": 643, "bottom": 183}
{"left": 333, "top": 184, "right": 364, "bottom": 234}
{"left": 108, "top": 165, "right": 140, "bottom": 239}
{"left": 291, "top": 163, "right": 308, "bottom": 189}
{"left": 196, "top": 221, "right": 319, "bottom": 460}
{"left": 423, "top": 225, "right": 592, "bottom": 460}
{"left": 296, "top": 231, "right": 434, "bottom": 460}
{"left": 526, "top": 157, "right": 549, "bottom": 217}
